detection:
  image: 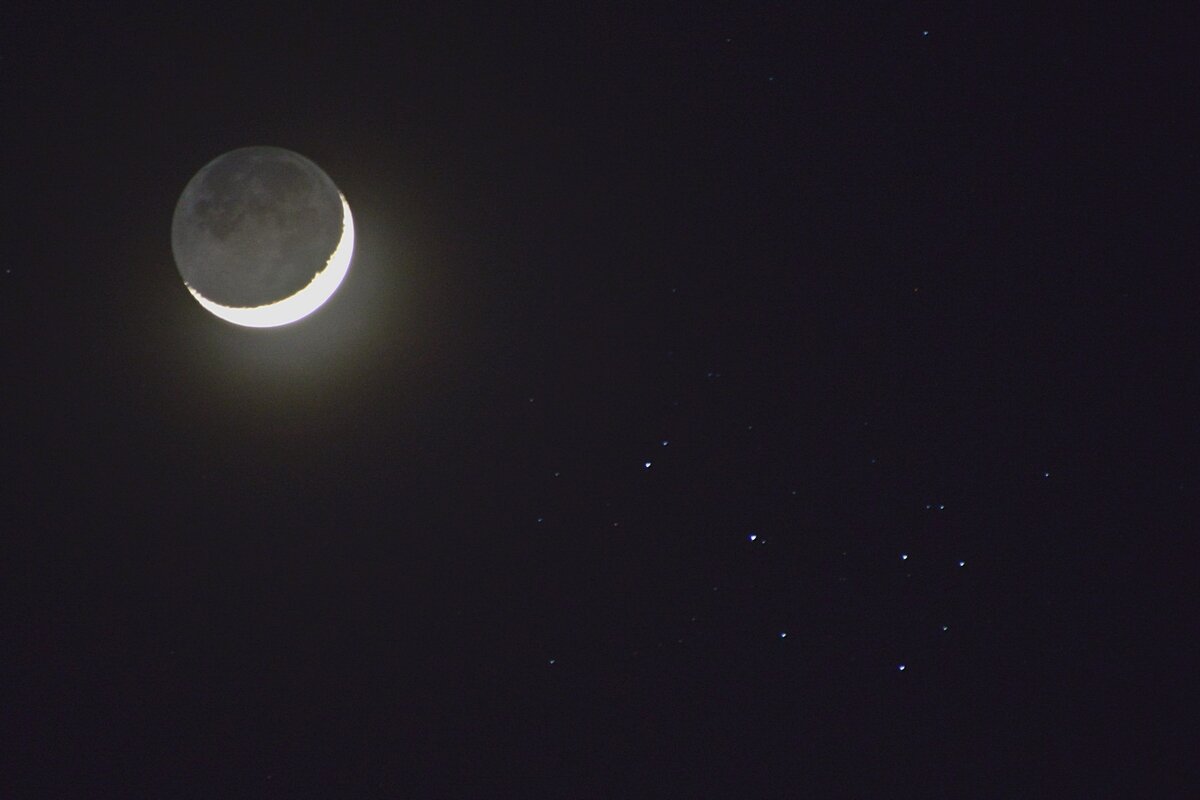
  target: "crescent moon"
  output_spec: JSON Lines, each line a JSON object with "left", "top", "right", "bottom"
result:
{"left": 185, "top": 193, "right": 355, "bottom": 328}
{"left": 172, "top": 147, "right": 354, "bottom": 328}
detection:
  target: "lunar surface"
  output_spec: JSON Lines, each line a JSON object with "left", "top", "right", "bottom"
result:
{"left": 171, "top": 146, "right": 353, "bottom": 328}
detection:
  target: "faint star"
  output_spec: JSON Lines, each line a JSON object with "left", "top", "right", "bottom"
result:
{"left": 748, "top": 533, "right": 757, "bottom": 541}
{"left": 898, "top": 664, "right": 906, "bottom": 671}
{"left": 644, "top": 461, "right": 652, "bottom": 469}
{"left": 958, "top": 560, "right": 965, "bottom": 567}
{"left": 901, "top": 553, "right": 908, "bottom": 560}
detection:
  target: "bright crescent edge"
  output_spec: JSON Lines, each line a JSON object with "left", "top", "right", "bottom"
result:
{"left": 186, "top": 193, "right": 355, "bottom": 328}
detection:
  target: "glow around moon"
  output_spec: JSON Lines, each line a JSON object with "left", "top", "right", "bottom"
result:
{"left": 186, "top": 194, "right": 354, "bottom": 328}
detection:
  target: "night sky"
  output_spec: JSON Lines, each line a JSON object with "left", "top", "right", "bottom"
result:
{"left": 2, "top": 4, "right": 1191, "bottom": 796}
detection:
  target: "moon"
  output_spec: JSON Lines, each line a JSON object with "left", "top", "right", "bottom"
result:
{"left": 171, "top": 146, "right": 354, "bottom": 328}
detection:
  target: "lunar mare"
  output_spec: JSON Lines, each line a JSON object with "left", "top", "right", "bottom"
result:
{"left": 171, "top": 146, "right": 353, "bottom": 328}
{"left": 185, "top": 194, "right": 354, "bottom": 328}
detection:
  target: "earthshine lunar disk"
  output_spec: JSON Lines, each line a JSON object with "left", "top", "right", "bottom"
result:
{"left": 171, "top": 146, "right": 354, "bottom": 328}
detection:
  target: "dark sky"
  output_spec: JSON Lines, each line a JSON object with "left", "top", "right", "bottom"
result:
{"left": 1, "top": 3, "right": 1192, "bottom": 796}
